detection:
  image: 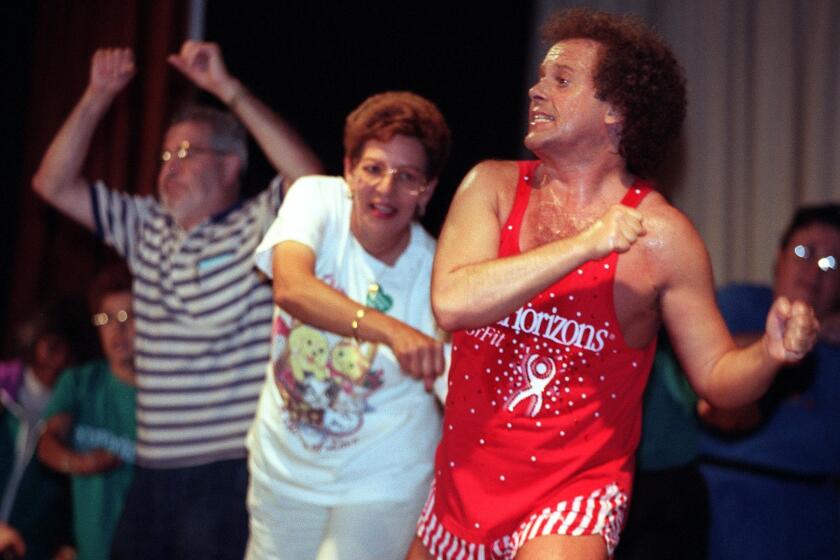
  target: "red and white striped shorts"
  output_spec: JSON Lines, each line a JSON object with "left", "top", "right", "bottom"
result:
{"left": 416, "top": 481, "right": 628, "bottom": 559}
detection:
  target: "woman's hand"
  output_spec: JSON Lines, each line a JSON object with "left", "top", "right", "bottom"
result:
{"left": 387, "top": 323, "right": 445, "bottom": 391}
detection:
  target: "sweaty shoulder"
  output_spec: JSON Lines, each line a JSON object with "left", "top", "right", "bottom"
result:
{"left": 635, "top": 191, "right": 710, "bottom": 289}
{"left": 460, "top": 160, "right": 518, "bottom": 193}
{"left": 456, "top": 160, "right": 520, "bottom": 223}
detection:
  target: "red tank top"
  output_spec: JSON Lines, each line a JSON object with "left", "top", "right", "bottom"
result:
{"left": 432, "top": 161, "right": 657, "bottom": 543}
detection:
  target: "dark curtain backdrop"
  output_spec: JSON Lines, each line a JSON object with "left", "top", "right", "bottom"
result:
{"left": 3, "top": 3, "right": 534, "bottom": 354}
{"left": 204, "top": 3, "right": 535, "bottom": 232}
{"left": 2, "top": 1, "right": 189, "bottom": 354}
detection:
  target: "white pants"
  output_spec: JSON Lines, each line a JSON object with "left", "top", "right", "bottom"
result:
{"left": 245, "top": 479, "right": 428, "bottom": 560}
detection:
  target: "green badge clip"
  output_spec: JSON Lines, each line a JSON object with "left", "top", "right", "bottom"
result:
{"left": 366, "top": 283, "right": 393, "bottom": 313}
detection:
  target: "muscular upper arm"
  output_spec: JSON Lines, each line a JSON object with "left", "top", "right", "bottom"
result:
{"left": 652, "top": 207, "right": 735, "bottom": 395}
{"left": 432, "top": 160, "right": 514, "bottom": 295}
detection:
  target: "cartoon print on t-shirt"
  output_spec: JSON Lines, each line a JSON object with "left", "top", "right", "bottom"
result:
{"left": 288, "top": 325, "right": 329, "bottom": 382}
{"left": 273, "top": 317, "right": 384, "bottom": 450}
{"left": 330, "top": 341, "right": 367, "bottom": 382}
{"left": 330, "top": 341, "right": 384, "bottom": 390}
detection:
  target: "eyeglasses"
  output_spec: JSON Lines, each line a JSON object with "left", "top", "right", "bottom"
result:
{"left": 793, "top": 244, "right": 837, "bottom": 272}
{"left": 92, "top": 310, "right": 132, "bottom": 327}
{"left": 355, "top": 160, "right": 428, "bottom": 195}
{"left": 160, "top": 141, "right": 225, "bottom": 163}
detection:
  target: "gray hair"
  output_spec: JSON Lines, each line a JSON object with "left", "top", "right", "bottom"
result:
{"left": 170, "top": 105, "right": 249, "bottom": 171}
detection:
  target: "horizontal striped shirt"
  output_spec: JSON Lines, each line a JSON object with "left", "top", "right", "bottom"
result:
{"left": 91, "top": 179, "right": 282, "bottom": 468}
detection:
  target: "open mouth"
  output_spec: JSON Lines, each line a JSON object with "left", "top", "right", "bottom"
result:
{"left": 370, "top": 202, "right": 397, "bottom": 218}
{"left": 530, "top": 113, "right": 556, "bottom": 125}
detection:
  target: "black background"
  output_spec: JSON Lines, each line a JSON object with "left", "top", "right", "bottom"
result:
{"left": 203, "top": 3, "right": 536, "bottom": 234}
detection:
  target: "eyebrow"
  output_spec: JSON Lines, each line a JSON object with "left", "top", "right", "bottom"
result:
{"left": 539, "top": 61, "right": 575, "bottom": 75}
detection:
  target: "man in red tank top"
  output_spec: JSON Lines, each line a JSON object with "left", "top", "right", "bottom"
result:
{"left": 408, "top": 8, "right": 819, "bottom": 560}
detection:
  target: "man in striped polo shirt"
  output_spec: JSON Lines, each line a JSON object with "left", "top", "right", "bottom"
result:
{"left": 32, "top": 41, "right": 322, "bottom": 558}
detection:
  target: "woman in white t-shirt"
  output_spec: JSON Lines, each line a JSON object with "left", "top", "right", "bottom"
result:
{"left": 248, "top": 92, "right": 452, "bottom": 560}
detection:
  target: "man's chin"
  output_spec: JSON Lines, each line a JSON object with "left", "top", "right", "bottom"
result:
{"left": 524, "top": 132, "right": 550, "bottom": 154}
{"left": 160, "top": 183, "right": 189, "bottom": 204}
{"left": 524, "top": 133, "right": 538, "bottom": 150}
{"left": 159, "top": 191, "right": 174, "bottom": 209}
{"left": 161, "top": 197, "right": 186, "bottom": 219}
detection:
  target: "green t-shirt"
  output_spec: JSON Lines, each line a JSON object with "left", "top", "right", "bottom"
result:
{"left": 637, "top": 341, "right": 700, "bottom": 471}
{"left": 44, "top": 360, "right": 136, "bottom": 560}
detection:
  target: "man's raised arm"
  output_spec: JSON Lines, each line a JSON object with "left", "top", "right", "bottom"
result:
{"left": 32, "top": 48, "right": 136, "bottom": 229}
{"left": 168, "top": 41, "right": 323, "bottom": 186}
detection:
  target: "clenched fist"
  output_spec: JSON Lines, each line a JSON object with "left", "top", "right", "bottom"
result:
{"left": 580, "top": 204, "right": 646, "bottom": 259}
{"left": 88, "top": 48, "right": 135, "bottom": 99}
{"left": 168, "top": 40, "right": 240, "bottom": 104}
{"left": 764, "top": 297, "right": 819, "bottom": 363}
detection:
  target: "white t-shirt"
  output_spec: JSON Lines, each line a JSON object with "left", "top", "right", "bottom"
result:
{"left": 249, "top": 175, "right": 442, "bottom": 506}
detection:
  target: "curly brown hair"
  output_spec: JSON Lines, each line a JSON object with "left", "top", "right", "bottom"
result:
{"left": 542, "top": 8, "right": 686, "bottom": 178}
{"left": 344, "top": 91, "right": 452, "bottom": 179}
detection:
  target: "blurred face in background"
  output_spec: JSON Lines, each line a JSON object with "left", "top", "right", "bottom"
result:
{"left": 93, "top": 291, "right": 135, "bottom": 367}
{"left": 157, "top": 121, "right": 240, "bottom": 230}
{"left": 774, "top": 222, "right": 840, "bottom": 320}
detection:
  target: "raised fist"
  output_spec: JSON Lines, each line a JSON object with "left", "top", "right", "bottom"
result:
{"left": 89, "top": 48, "right": 135, "bottom": 98}
{"left": 168, "top": 41, "right": 238, "bottom": 103}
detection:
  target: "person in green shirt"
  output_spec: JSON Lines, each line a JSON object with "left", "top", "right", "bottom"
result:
{"left": 38, "top": 264, "right": 136, "bottom": 560}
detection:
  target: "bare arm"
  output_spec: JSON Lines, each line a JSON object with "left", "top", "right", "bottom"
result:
{"left": 432, "top": 160, "right": 645, "bottom": 331}
{"left": 37, "top": 413, "right": 120, "bottom": 475}
{"left": 32, "top": 49, "right": 136, "bottom": 229}
{"left": 273, "top": 242, "right": 443, "bottom": 388}
{"left": 697, "top": 398, "right": 763, "bottom": 431}
{"left": 656, "top": 210, "right": 819, "bottom": 408}
{"left": 168, "top": 41, "right": 323, "bottom": 186}
{"left": 696, "top": 332, "right": 762, "bottom": 431}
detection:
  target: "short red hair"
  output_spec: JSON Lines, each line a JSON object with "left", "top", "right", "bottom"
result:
{"left": 344, "top": 91, "right": 451, "bottom": 179}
